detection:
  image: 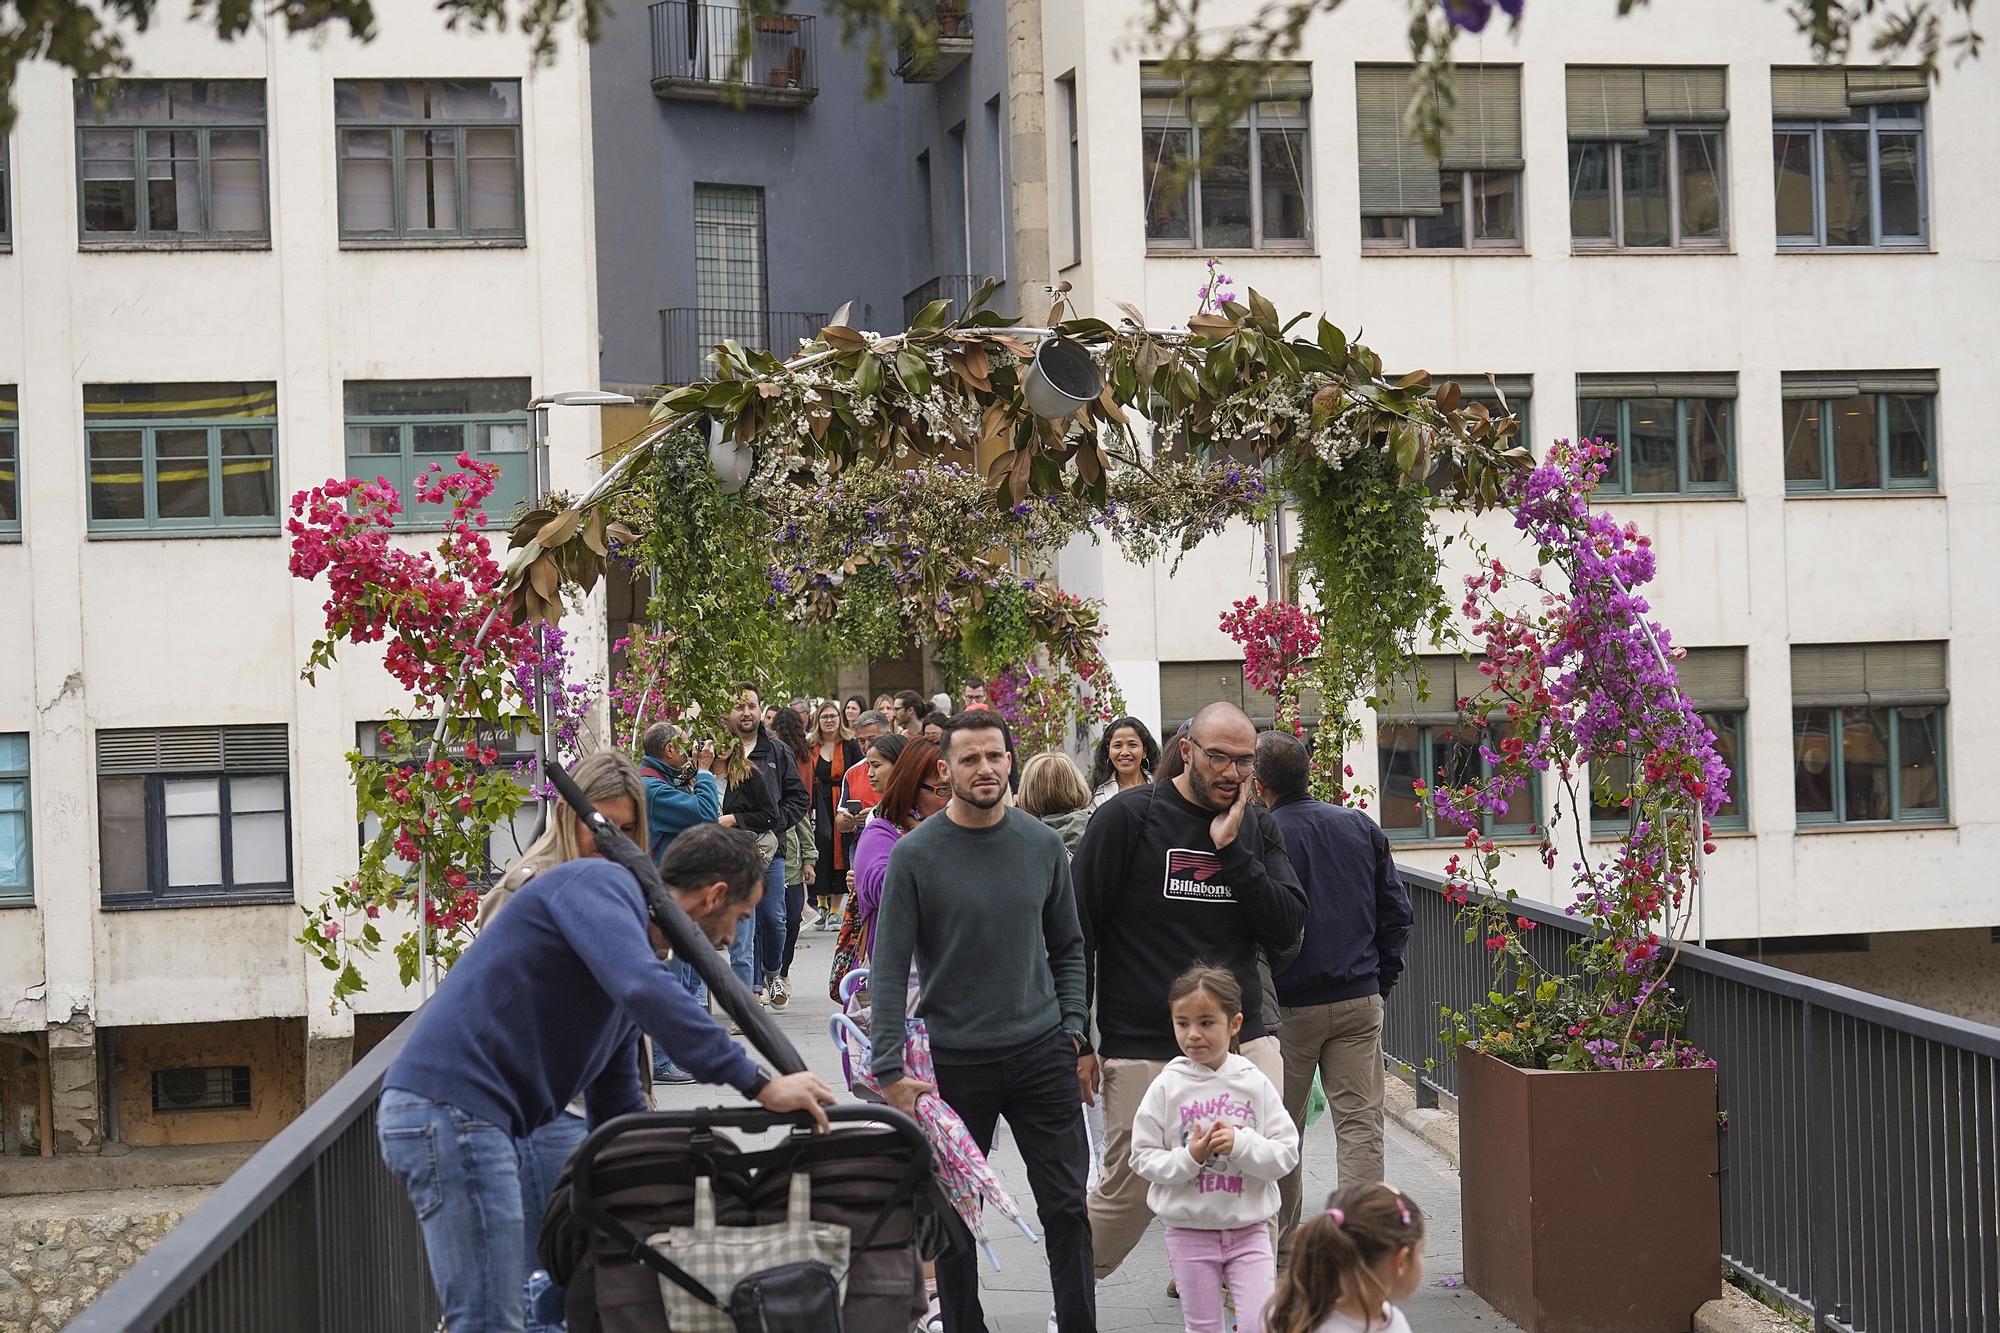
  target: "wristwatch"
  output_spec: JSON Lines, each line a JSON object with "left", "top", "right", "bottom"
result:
{"left": 1065, "top": 1030, "right": 1093, "bottom": 1057}
{"left": 744, "top": 1071, "right": 771, "bottom": 1100}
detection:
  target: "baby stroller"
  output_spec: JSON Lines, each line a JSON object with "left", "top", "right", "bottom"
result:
{"left": 535, "top": 764, "right": 970, "bottom": 1333}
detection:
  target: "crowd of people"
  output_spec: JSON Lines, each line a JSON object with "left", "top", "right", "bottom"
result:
{"left": 372, "top": 680, "right": 1419, "bottom": 1333}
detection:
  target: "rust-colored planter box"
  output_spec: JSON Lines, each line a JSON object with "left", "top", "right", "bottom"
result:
{"left": 1458, "top": 1047, "right": 1720, "bottom": 1333}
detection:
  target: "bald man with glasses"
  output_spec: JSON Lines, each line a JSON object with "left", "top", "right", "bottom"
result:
{"left": 1070, "top": 701, "right": 1309, "bottom": 1282}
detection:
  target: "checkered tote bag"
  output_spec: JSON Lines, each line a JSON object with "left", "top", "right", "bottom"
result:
{"left": 645, "top": 1170, "right": 851, "bottom": 1333}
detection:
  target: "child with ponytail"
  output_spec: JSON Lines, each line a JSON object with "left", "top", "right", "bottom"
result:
{"left": 1130, "top": 965, "right": 1300, "bottom": 1332}
{"left": 1266, "top": 1181, "right": 1426, "bottom": 1333}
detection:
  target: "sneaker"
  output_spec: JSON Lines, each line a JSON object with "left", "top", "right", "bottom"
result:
{"left": 653, "top": 1060, "right": 696, "bottom": 1085}
{"left": 1045, "top": 1313, "right": 1058, "bottom": 1333}
{"left": 769, "top": 977, "right": 791, "bottom": 1011}
{"left": 725, "top": 1016, "right": 745, "bottom": 1036}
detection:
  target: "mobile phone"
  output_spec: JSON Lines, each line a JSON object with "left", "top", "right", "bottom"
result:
{"left": 842, "top": 799, "right": 863, "bottom": 815}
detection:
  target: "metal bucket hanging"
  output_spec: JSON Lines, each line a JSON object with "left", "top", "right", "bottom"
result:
{"left": 1022, "top": 335, "right": 1102, "bottom": 419}
{"left": 706, "top": 416, "right": 753, "bottom": 493}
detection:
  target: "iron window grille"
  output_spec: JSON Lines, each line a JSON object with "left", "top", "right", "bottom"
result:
{"left": 335, "top": 80, "right": 525, "bottom": 244}
{"left": 1358, "top": 64, "right": 1522, "bottom": 252}
{"left": 1576, "top": 375, "right": 1737, "bottom": 497}
{"left": 84, "top": 382, "right": 279, "bottom": 534}
{"left": 1781, "top": 372, "right": 1937, "bottom": 493}
{"left": 342, "top": 379, "right": 533, "bottom": 525}
{"left": 0, "top": 734, "right": 28, "bottom": 903}
{"left": 1792, "top": 643, "right": 1948, "bottom": 827}
{"left": 152, "top": 1065, "right": 252, "bottom": 1112}
{"left": 73, "top": 80, "right": 270, "bottom": 246}
{"left": 97, "top": 725, "right": 293, "bottom": 906}
{"left": 0, "top": 385, "right": 16, "bottom": 539}
{"left": 1143, "top": 65, "right": 1312, "bottom": 253}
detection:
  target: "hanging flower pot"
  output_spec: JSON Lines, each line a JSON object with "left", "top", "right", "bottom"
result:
{"left": 1022, "top": 335, "right": 1101, "bottom": 419}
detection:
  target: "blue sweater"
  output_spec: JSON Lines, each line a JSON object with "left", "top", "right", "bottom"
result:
{"left": 385, "top": 859, "right": 761, "bottom": 1137}
{"left": 641, "top": 757, "right": 722, "bottom": 859}
{"left": 1267, "top": 795, "right": 1414, "bottom": 1007}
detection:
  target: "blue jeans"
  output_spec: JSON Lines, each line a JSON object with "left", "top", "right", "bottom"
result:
{"left": 378, "top": 1087, "right": 527, "bottom": 1333}
{"left": 755, "top": 856, "right": 787, "bottom": 985}
{"left": 516, "top": 1111, "right": 587, "bottom": 1330}
{"left": 730, "top": 909, "right": 758, "bottom": 991}
{"left": 658, "top": 959, "right": 707, "bottom": 1077}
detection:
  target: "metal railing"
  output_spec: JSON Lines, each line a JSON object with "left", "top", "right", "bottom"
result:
{"left": 660, "top": 307, "right": 828, "bottom": 385}
{"left": 895, "top": 0, "right": 972, "bottom": 82}
{"left": 649, "top": 1, "right": 818, "bottom": 100}
{"left": 69, "top": 1018, "right": 437, "bottom": 1332}
{"left": 902, "top": 274, "right": 989, "bottom": 329}
{"left": 1387, "top": 867, "right": 2000, "bottom": 1333}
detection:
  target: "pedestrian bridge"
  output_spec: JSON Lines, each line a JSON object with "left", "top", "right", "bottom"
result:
{"left": 69, "top": 869, "right": 2000, "bottom": 1332}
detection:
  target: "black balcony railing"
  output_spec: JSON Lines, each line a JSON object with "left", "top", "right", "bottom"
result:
{"left": 650, "top": 1, "right": 818, "bottom": 104}
{"left": 1387, "top": 866, "right": 2000, "bottom": 1333}
{"left": 901, "top": 274, "right": 989, "bottom": 329}
{"left": 69, "top": 1018, "right": 438, "bottom": 1332}
{"left": 895, "top": 0, "right": 972, "bottom": 83}
{"left": 660, "top": 307, "right": 828, "bottom": 385}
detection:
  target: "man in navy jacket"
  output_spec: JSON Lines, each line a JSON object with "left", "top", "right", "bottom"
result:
{"left": 1252, "top": 729, "right": 1413, "bottom": 1264}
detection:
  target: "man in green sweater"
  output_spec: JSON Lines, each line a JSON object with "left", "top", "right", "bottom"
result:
{"left": 870, "top": 711, "right": 1096, "bottom": 1333}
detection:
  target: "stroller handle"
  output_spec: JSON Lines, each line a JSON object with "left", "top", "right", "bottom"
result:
{"left": 544, "top": 758, "right": 806, "bottom": 1077}
{"left": 568, "top": 1102, "right": 931, "bottom": 1195}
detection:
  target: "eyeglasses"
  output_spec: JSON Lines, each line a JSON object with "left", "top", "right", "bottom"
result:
{"left": 1191, "top": 738, "right": 1255, "bottom": 774}
{"left": 924, "top": 782, "right": 954, "bottom": 798}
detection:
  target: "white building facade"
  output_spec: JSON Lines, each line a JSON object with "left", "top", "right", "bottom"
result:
{"left": 0, "top": 8, "right": 605, "bottom": 1150}
{"left": 1041, "top": 1, "right": 1999, "bottom": 1000}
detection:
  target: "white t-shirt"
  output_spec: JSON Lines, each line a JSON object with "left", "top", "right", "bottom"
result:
{"left": 1313, "top": 1305, "right": 1413, "bottom": 1333}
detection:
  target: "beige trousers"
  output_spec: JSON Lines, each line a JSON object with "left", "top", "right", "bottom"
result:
{"left": 1274, "top": 995, "right": 1386, "bottom": 1262}
{"left": 1087, "top": 1034, "right": 1283, "bottom": 1279}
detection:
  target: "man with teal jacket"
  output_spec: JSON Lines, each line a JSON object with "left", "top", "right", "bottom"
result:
{"left": 639, "top": 722, "right": 722, "bottom": 860}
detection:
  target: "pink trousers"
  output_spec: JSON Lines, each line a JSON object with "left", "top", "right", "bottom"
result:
{"left": 1162, "top": 1223, "right": 1276, "bottom": 1333}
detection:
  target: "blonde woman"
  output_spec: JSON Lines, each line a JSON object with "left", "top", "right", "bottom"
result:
{"left": 1017, "top": 751, "right": 1095, "bottom": 855}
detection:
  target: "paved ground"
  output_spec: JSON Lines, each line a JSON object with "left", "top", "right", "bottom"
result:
{"left": 654, "top": 934, "right": 1513, "bottom": 1332}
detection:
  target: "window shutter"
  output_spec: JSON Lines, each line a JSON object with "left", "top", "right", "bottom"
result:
{"left": 1577, "top": 374, "right": 1658, "bottom": 399}
{"left": 96, "top": 725, "right": 289, "bottom": 776}
{"left": 1655, "top": 372, "right": 1738, "bottom": 399}
{"left": 1140, "top": 65, "right": 1181, "bottom": 98}
{"left": 1582, "top": 372, "right": 1736, "bottom": 400}
{"left": 1782, "top": 373, "right": 1862, "bottom": 400}
{"left": 1791, "top": 645, "right": 1868, "bottom": 704}
{"left": 1845, "top": 66, "right": 1929, "bottom": 105}
{"left": 1643, "top": 67, "right": 1728, "bottom": 122}
{"left": 1438, "top": 66, "right": 1523, "bottom": 170}
{"left": 1862, "top": 642, "right": 1948, "bottom": 701}
{"left": 1355, "top": 66, "right": 1443, "bottom": 218}
{"left": 1675, "top": 647, "right": 1747, "bottom": 711}
{"left": 1253, "top": 64, "right": 1313, "bottom": 101}
{"left": 1379, "top": 655, "right": 1484, "bottom": 722}
{"left": 1771, "top": 68, "right": 1850, "bottom": 119}
{"left": 1856, "top": 370, "right": 1939, "bottom": 395}
{"left": 1159, "top": 662, "right": 1245, "bottom": 735}
{"left": 1566, "top": 67, "right": 1647, "bottom": 140}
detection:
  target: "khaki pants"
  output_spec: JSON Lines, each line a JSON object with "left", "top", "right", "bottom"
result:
{"left": 1088, "top": 1034, "right": 1282, "bottom": 1279}
{"left": 1274, "top": 995, "right": 1386, "bottom": 1262}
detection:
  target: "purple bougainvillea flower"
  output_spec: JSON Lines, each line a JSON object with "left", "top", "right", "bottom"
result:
{"left": 1442, "top": 0, "right": 1494, "bottom": 31}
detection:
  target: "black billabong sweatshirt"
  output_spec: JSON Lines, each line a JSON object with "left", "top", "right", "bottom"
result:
{"left": 1071, "top": 781, "right": 1308, "bottom": 1062}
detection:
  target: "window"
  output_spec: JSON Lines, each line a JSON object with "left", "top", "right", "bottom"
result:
{"left": 1423, "top": 374, "right": 1530, "bottom": 497}
{"left": 1566, "top": 67, "right": 1726, "bottom": 249}
{"left": 1591, "top": 647, "right": 1747, "bottom": 835}
{"left": 1358, "top": 64, "right": 1521, "bottom": 251}
{"left": 1793, "top": 643, "right": 1947, "bottom": 826}
{"left": 84, "top": 382, "right": 279, "bottom": 534}
{"left": 1772, "top": 67, "right": 1927, "bottom": 249}
{"left": 694, "top": 184, "right": 768, "bottom": 350}
{"left": 1144, "top": 64, "right": 1311, "bottom": 252}
{"left": 1060, "top": 72, "right": 1081, "bottom": 264}
{"left": 1375, "top": 656, "right": 1537, "bottom": 842}
{"left": 74, "top": 80, "right": 268, "bottom": 245}
{"left": 1782, "top": 371, "right": 1937, "bottom": 493}
{"left": 1, "top": 134, "right": 10, "bottom": 248}
{"left": 97, "top": 725, "right": 292, "bottom": 905}
{"left": 356, "top": 721, "right": 537, "bottom": 878}
{"left": 0, "top": 735, "right": 29, "bottom": 903}
{"left": 1575, "top": 374, "right": 1736, "bottom": 497}
{"left": 1157, "top": 660, "right": 1322, "bottom": 737}
{"left": 335, "top": 80, "right": 523, "bottom": 243}
{"left": 343, "top": 380, "right": 532, "bottom": 524}
{"left": 152, "top": 1065, "right": 251, "bottom": 1112}
{"left": 0, "top": 386, "right": 17, "bottom": 539}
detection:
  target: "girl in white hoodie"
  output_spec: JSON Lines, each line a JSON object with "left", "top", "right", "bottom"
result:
{"left": 1130, "top": 965, "right": 1301, "bottom": 1333}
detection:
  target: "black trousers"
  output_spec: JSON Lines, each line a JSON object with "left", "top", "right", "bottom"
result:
{"left": 932, "top": 1030, "right": 1096, "bottom": 1333}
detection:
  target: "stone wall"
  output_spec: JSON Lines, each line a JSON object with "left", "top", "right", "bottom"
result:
{"left": 0, "top": 1186, "right": 209, "bottom": 1333}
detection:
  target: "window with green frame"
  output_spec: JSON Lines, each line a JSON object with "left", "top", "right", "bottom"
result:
{"left": 1, "top": 134, "right": 11, "bottom": 249}
{"left": 1576, "top": 374, "right": 1736, "bottom": 497}
{"left": 1, "top": 734, "right": 29, "bottom": 903}
{"left": 85, "top": 382, "right": 279, "bottom": 535}
{"left": 342, "top": 379, "right": 532, "bottom": 524}
{"left": 1782, "top": 371, "right": 1937, "bottom": 493}
{"left": 1375, "top": 655, "right": 1538, "bottom": 842}
{"left": 1421, "top": 375, "right": 1530, "bottom": 498}
{"left": 1591, "top": 647, "right": 1748, "bottom": 835}
{"left": 73, "top": 80, "right": 269, "bottom": 245}
{"left": 1792, "top": 642, "right": 1947, "bottom": 827}
{"left": 1, "top": 386, "right": 18, "bottom": 539}
{"left": 334, "top": 80, "right": 524, "bottom": 243}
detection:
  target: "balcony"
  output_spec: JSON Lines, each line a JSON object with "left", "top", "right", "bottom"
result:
{"left": 901, "top": 273, "right": 991, "bottom": 328}
{"left": 894, "top": 1, "right": 972, "bottom": 83}
{"left": 660, "top": 307, "right": 828, "bottom": 385}
{"left": 650, "top": 0, "right": 818, "bottom": 106}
